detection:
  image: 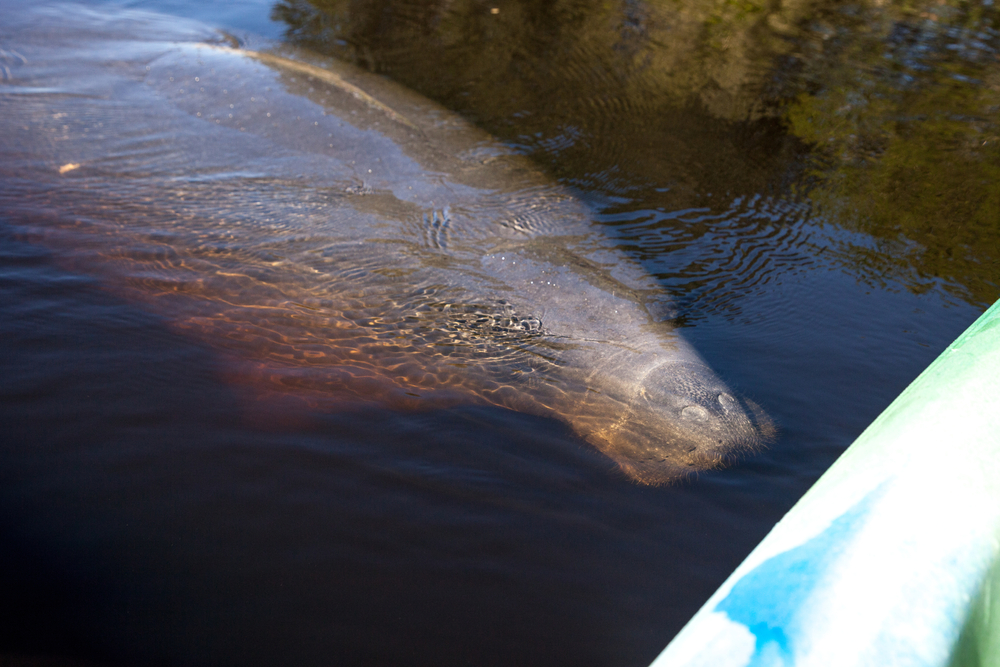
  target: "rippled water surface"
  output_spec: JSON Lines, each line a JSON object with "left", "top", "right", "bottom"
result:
{"left": 0, "top": 0, "right": 995, "bottom": 665}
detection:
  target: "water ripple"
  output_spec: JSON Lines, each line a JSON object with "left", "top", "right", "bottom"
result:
{"left": 597, "top": 195, "right": 821, "bottom": 323}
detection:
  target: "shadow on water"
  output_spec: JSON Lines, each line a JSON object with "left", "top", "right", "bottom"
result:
{"left": 273, "top": 0, "right": 1000, "bottom": 309}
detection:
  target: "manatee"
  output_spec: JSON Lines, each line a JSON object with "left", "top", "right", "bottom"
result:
{"left": 0, "top": 3, "right": 773, "bottom": 484}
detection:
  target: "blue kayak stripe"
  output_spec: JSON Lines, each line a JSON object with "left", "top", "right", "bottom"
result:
{"left": 714, "top": 488, "right": 882, "bottom": 665}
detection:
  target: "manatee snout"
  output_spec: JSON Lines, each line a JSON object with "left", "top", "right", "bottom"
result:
{"left": 587, "top": 362, "right": 774, "bottom": 485}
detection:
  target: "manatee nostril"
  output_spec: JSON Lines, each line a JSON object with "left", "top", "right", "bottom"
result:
{"left": 718, "top": 392, "right": 736, "bottom": 412}
{"left": 681, "top": 404, "right": 709, "bottom": 421}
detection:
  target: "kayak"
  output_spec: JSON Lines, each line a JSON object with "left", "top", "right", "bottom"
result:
{"left": 651, "top": 298, "right": 1000, "bottom": 667}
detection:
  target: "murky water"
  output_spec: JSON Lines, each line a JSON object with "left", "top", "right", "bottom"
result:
{"left": 0, "top": 0, "right": 994, "bottom": 665}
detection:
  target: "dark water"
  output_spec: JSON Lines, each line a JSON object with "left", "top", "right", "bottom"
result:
{"left": 0, "top": 0, "right": 994, "bottom": 665}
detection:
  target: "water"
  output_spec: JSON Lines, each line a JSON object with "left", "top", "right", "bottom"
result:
{"left": 0, "top": 0, "right": 993, "bottom": 665}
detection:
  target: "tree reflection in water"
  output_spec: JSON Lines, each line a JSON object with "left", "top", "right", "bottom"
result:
{"left": 271, "top": 0, "right": 1000, "bottom": 307}
{"left": 785, "top": 2, "right": 1000, "bottom": 307}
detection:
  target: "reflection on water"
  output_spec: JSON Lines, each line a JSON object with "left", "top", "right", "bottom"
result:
{"left": 784, "top": 1, "right": 1000, "bottom": 307}
{"left": 274, "top": 0, "right": 805, "bottom": 205}
{"left": 275, "top": 0, "right": 1000, "bottom": 306}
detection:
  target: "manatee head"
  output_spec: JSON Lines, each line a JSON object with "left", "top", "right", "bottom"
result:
{"left": 582, "top": 361, "right": 774, "bottom": 485}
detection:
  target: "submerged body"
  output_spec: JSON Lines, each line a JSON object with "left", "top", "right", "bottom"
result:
{"left": 0, "top": 4, "right": 771, "bottom": 483}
